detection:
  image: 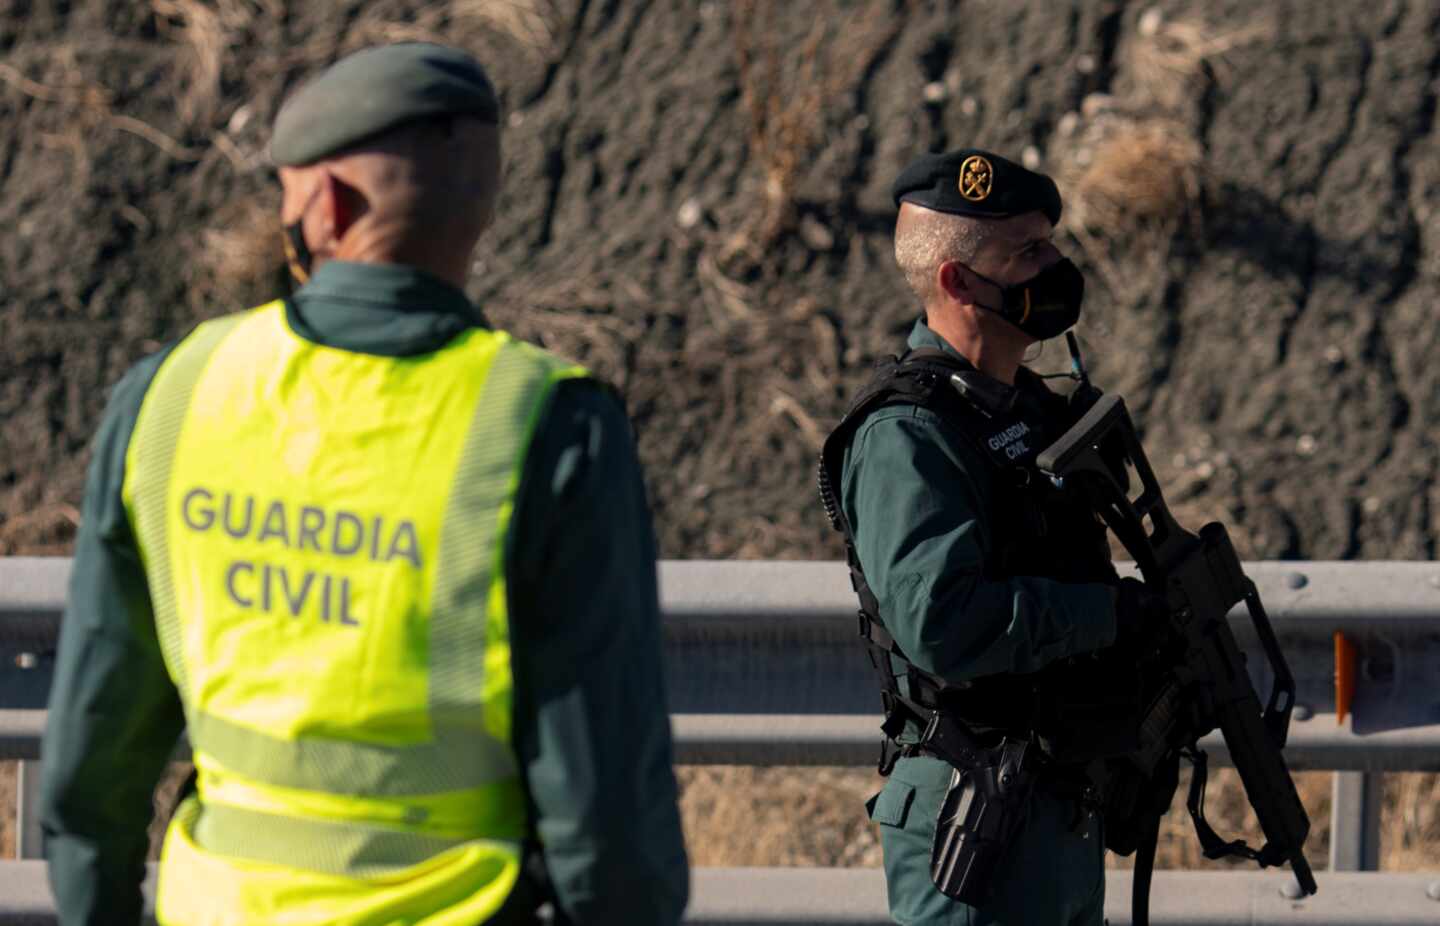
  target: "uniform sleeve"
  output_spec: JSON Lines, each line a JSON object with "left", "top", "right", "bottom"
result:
{"left": 841, "top": 405, "right": 1118, "bottom": 683}
{"left": 41, "top": 350, "right": 186, "bottom": 926}
{"left": 505, "top": 379, "right": 689, "bottom": 926}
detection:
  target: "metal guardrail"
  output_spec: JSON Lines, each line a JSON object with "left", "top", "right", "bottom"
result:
{"left": 8, "top": 559, "right": 1438, "bottom": 762}
{"left": 0, "top": 863, "right": 1438, "bottom": 924}
{"left": 3, "top": 557, "right": 1439, "bottom": 916}
{"left": 6, "top": 557, "right": 1440, "bottom": 730}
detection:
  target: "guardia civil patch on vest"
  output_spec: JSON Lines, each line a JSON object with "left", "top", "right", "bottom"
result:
{"left": 178, "top": 487, "right": 425, "bottom": 626}
{"left": 985, "top": 421, "right": 1033, "bottom": 463}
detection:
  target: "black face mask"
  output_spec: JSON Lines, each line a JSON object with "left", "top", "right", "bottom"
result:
{"left": 967, "top": 257, "right": 1085, "bottom": 341}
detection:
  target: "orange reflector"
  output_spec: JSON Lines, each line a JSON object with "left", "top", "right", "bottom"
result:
{"left": 1334, "top": 630, "right": 1356, "bottom": 725}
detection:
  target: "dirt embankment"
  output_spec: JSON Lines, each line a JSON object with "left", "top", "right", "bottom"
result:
{"left": 5, "top": 0, "right": 1440, "bottom": 561}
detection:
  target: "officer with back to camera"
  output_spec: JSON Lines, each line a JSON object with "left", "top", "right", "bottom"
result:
{"left": 41, "top": 43, "right": 688, "bottom": 926}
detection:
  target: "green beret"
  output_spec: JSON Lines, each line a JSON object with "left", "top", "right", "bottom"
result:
{"left": 892, "top": 148, "right": 1062, "bottom": 226}
{"left": 271, "top": 43, "right": 499, "bottom": 167}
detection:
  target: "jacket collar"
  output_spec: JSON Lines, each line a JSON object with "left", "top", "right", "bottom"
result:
{"left": 285, "top": 261, "right": 488, "bottom": 356}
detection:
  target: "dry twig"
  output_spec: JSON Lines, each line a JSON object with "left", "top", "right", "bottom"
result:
{"left": 0, "top": 62, "right": 112, "bottom": 106}
{"left": 2, "top": 54, "right": 206, "bottom": 163}
{"left": 109, "top": 114, "right": 206, "bottom": 161}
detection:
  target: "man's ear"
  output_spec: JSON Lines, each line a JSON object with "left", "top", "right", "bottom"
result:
{"left": 320, "top": 172, "right": 368, "bottom": 243}
{"left": 937, "top": 260, "right": 971, "bottom": 303}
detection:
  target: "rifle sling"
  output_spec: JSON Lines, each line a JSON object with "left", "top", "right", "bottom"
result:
{"left": 1184, "top": 748, "right": 1280, "bottom": 865}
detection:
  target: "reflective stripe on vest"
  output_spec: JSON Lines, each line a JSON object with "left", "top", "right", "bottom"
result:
{"left": 123, "top": 302, "right": 587, "bottom": 923}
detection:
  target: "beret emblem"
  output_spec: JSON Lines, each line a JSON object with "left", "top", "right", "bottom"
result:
{"left": 958, "top": 155, "right": 994, "bottom": 202}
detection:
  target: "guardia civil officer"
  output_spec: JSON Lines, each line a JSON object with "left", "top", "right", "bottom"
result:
{"left": 41, "top": 44, "right": 688, "bottom": 926}
{"left": 818, "top": 150, "right": 1160, "bottom": 924}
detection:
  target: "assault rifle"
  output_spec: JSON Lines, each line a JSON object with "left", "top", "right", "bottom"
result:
{"left": 1036, "top": 391, "right": 1317, "bottom": 924}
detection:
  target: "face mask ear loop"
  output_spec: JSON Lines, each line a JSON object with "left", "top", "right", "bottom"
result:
{"left": 282, "top": 224, "right": 311, "bottom": 285}
{"left": 961, "top": 262, "right": 1025, "bottom": 328}
{"left": 282, "top": 182, "right": 325, "bottom": 286}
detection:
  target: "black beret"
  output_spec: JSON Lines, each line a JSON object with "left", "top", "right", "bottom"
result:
{"left": 892, "top": 148, "right": 1062, "bottom": 226}
{"left": 271, "top": 43, "right": 500, "bottom": 167}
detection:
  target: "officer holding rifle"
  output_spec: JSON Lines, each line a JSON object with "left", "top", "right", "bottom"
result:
{"left": 819, "top": 148, "right": 1315, "bottom": 924}
{"left": 819, "top": 148, "right": 1160, "bottom": 924}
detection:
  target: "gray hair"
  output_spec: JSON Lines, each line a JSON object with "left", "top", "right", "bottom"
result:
{"left": 893, "top": 208, "right": 992, "bottom": 305}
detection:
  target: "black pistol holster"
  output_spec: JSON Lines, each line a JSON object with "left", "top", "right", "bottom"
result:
{"left": 930, "top": 737, "right": 1039, "bottom": 903}
{"left": 859, "top": 603, "right": 1055, "bottom": 906}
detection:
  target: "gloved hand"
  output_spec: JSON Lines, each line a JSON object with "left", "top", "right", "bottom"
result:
{"left": 1114, "top": 577, "right": 1168, "bottom": 643}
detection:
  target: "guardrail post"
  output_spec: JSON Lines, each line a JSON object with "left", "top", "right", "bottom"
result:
{"left": 1329, "top": 770, "right": 1382, "bottom": 871}
{"left": 15, "top": 760, "right": 43, "bottom": 860}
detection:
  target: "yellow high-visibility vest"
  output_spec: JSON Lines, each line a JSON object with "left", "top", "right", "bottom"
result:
{"left": 123, "top": 300, "right": 587, "bottom": 925}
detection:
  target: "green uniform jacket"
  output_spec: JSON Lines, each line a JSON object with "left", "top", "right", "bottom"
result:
{"left": 839, "top": 319, "right": 1119, "bottom": 925}
{"left": 40, "top": 262, "right": 689, "bottom": 926}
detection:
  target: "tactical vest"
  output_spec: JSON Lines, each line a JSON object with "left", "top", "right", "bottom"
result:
{"left": 123, "top": 301, "right": 587, "bottom": 926}
{"left": 818, "top": 349, "right": 1129, "bottom": 766}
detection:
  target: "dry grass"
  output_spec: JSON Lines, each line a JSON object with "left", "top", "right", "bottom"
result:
{"left": 5, "top": 2, "right": 569, "bottom": 183}
{"left": 6, "top": 761, "right": 1436, "bottom": 871}
{"left": 723, "top": 0, "right": 898, "bottom": 261}
{"left": 680, "top": 766, "right": 885, "bottom": 867}
{"left": 0, "top": 35, "right": 209, "bottom": 165}
{"left": 201, "top": 193, "right": 285, "bottom": 302}
{"left": 1051, "top": 113, "right": 1201, "bottom": 300}
{"left": 1061, "top": 119, "right": 1203, "bottom": 237}
{"left": 452, "top": 0, "right": 566, "bottom": 54}
{"left": 677, "top": 766, "right": 1440, "bottom": 873}
{"left": 150, "top": 0, "right": 230, "bottom": 128}
{"left": 1123, "top": 8, "right": 1273, "bottom": 111}
{"left": 0, "top": 762, "right": 13, "bottom": 858}
{"left": 730, "top": 0, "right": 831, "bottom": 249}
{"left": 1382, "top": 772, "right": 1440, "bottom": 869}
{"left": 327, "top": 1, "right": 566, "bottom": 61}
{"left": 0, "top": 504, "right": 80, "bottom": 557}
{"left": 1047, "top": 8, "right": 1271, "bottom": 279}
{"left": 148, "top": 0, "right": 563, "bottom": 144}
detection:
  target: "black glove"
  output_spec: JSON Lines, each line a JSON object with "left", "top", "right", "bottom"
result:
{"left": 1114, "top": 577, "right": 1167, "bottom": 643}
